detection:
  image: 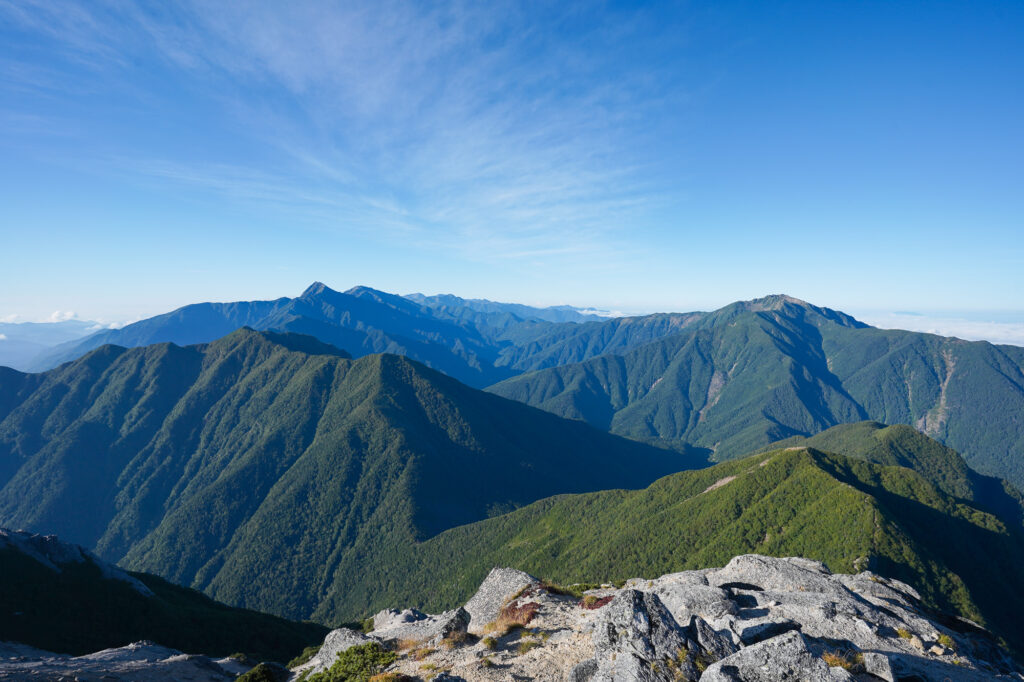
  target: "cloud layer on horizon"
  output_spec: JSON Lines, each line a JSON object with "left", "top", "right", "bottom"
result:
{"left": 861, "top": 312, "right": 1024, "bottom": 348}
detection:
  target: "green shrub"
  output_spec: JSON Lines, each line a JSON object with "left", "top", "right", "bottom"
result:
{"left": 306, "top": 643, "right": 397, "bottom": 682}
{"left": 288, "top": 645, "right": 322, "bottom": 669}
{"left": 237, "top": 663, "right": 288, "bottom": 682}
{"left": 517, "top": 639, "right": 541, "bottom": 655}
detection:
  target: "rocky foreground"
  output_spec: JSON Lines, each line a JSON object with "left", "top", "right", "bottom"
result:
{"left": 4, "top": 554, "right": 1022, "bottom": 680}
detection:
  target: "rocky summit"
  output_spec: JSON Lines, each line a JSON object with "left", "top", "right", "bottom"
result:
{"left": 4, "top": 553, "right": 1022, "bottom": 680}
{"left": 290, "top": 555, "right": 1022, "bottom": 681}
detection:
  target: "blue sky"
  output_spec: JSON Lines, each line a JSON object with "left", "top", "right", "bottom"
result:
{"left": 1, "top": 1, "right": 1022, "bottom": 339}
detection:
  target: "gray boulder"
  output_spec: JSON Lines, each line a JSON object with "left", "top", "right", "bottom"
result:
{"left": 700, "top": 631, "right": 855, "bottom": 681}
{"left": 372, "top": 607, "right": 428, "bottom": 631}
{"left": 463, "top": 567, "right": 539, "bottom": 634}
{"left": 687, "top": 614, "right": 739, "bottom": 662}
{"left": 698, "top": 555, "right": 944, "bottom": 657}
{"left": 643, "top": 574, "right": 739, "bottom": 626}
{"left": 708, "top": 555, "right": 845, "bottom": 598}
{"left": 590, "top": 589, "right": 700, "bottom": 682}
{"left": 372, "top": 607, "right": 470, "bottom": 647}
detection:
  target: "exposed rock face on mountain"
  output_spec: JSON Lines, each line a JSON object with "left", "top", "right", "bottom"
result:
{"left": 296, "top": 555, "right": 1023, "bottom": 681}
{"left": 0, "top": 640, "right": 247, "bottom": 681}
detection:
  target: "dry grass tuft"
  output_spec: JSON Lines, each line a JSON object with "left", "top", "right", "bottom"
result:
{"left": 483, "top": 601, "right": 541, "bottom": 637}
{"left": 392, "top": 638, "right": 422, "bottom": 652}
{"left": 822, "top": 650, "right": 865, "bottom": 672}
{"left": 517, "top": 640, "right": 541, "bottom": 655}
{"left": 580, "top": 595, "right": 613, "bottom": 610}
{"left": 407, "top": 647, "right": 435, "bottom": 661}
{"left": 441, "top": 630, "right": 474, "bottom": 650}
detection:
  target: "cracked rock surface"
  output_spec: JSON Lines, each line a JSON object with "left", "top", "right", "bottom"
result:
{"left": 6, "top": 555, "right": 1022, "bottom": 681}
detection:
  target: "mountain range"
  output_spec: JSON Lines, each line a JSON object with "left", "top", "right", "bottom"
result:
{"left": 489, "top": 294, "right": 1024, "bottom": 489}
{"left": 0, "top": 328, "right": 696, "bottom": 622}
{"left": 0, "top": 319, "right": 98, "bottom": 371}
{"left": 28, "top": 284, "right": 699, "bottom": 389}
{"left": 22, "top": 285, "right": 1024, "bottom": 491}
{"left": 4, "top": 284, "right": 1024, "bottom": 661}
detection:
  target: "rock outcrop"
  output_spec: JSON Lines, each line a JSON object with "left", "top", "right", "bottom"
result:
{"left": 0, "top": 640, "right": 237, "bottom": 681}
{"left": 295, "top": 555, "right": 1022, "bottom": 680}
{"left": 5, "top": 554, "right": 1021, "bottom": 681}
{"left": 464, "top": 567, "right": 541, "bottom": 634}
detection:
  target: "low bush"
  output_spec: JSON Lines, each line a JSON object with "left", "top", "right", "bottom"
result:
{"left": 288, "top": 645, "right": 322, "bottom": 669}
{"left": 306, "top": 642, "right": 397, "bottom": 682}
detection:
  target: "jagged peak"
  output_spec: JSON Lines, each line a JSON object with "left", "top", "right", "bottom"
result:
{"left": 300, "top": 281, "right": 339, "bottom": 298}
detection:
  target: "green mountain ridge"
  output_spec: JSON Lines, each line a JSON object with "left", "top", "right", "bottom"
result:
{"left": 489, "top": 296, "right": 1024, "bottom": 489}
{"left": 763, "top": 421, "right": 1024, "bottom": 527}
{"left": 324, "top": 425, "right": 1024, "bottom": 655}
{"left": 0, "top": 328, "right": 698, "bottom": 621}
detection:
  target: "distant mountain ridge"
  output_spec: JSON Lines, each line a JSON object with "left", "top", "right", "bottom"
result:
{"left": 0, "top": 319, "right": 99, "bottom": 371}
{"left": 26, "top": 283, "right": 698, "bottom": 388}
{"left": 404, "top": 292, "right": 610, "bottom": 323}
{"left": 15, "top": 284, "right": 1024, "bottom": 489}
{"left": 489, "top": 295, "right": 1024, "bottom": 489}
{"left": 0, "top": 329, "right": 697, "bottom": 620}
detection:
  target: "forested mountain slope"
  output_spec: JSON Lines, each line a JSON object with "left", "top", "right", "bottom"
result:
{"left": 330, "top": 438, "right": 1024, "bottom": 655}
{"left": 0, "top": 329, "right": 695, "bottom": 620}
{"left": 490, "top": 295, "right": 1024, "bottom": 488}
{"left": 0, "top": 527, "right": 325, "bottom": 661}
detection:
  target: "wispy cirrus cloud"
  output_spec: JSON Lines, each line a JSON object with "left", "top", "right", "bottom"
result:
{"left": 1, "top": 0, "right": 683, "bottom": 265}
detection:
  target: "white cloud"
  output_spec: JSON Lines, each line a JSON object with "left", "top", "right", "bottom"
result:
{"left": 0, "top": 334, "right": 7, "bottom": 340}
{"left": 1, "top": 1, "right": 679, "bottom": 267}
{"left": 48, "top": 310, "right": 77, "bottom": 322}
{"left": 862, "top": 313, "right": 1024, "bottom": 348}
{"left": 578, "top": 308, "right": 628, "bottom": 318}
